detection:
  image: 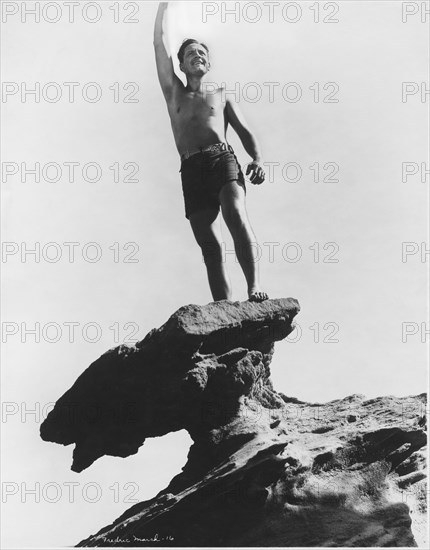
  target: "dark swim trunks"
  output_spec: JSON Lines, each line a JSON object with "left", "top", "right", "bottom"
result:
{"left": 179, "top": 142, "right": 246, "bottom": 219}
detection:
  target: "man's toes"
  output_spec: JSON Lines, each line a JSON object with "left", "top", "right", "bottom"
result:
{"left": 249, "top": 291, "right": 269, "bottom": 302}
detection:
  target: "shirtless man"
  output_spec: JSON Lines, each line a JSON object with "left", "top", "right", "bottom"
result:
{"left": 154, "top": 2, "right": 268, "bottom": 302}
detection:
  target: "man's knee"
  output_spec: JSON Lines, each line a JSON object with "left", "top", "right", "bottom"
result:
{"left": 189, "top": 209, "right": 224, "bottom": 264}
{"left": 200, "top": 239, "right": 223, "bottom": 264}
{"left": 222, "top": 204, "right": 247, "bottom": 230}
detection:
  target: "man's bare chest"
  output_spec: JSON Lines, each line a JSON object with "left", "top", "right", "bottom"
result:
{"left": 170, "top": 90, "right": 225, "bottom": 124}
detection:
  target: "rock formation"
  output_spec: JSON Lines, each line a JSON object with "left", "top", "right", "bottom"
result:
{"left": 40, "top": 298, "right": 428, "bottom": 547}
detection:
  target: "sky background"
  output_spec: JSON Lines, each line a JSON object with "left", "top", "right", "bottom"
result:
{"left": 1, "top": 0, "right": 429, "bottom": 547}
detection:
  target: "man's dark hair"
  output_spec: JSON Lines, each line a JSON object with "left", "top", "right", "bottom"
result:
{"left": 177, "top": 38, "right": 209, "bottom": 64}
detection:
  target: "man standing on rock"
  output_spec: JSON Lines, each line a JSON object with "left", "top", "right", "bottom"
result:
{"left": 154, "top": 2, "right": 268, "bottom": 302}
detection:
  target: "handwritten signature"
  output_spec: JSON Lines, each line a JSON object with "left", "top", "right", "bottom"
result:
{"left": 101, "top": 533, "right": 175, "bottom": 544}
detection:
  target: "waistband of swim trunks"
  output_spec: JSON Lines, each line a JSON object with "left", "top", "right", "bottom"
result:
{"left": 180, "top": 142, "right": 233, "bottom": 162}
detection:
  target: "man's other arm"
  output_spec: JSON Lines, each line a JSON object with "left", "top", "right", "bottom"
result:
{"left": 153, "top": 2, "right": 182, "bottom": 100}
{"left": 226, "top": 99, "right": 265, "bottom": 184}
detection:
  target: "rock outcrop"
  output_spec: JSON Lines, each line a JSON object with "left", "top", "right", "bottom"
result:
{"left": 40, "top": 299, "right": 428, "bottom": 547}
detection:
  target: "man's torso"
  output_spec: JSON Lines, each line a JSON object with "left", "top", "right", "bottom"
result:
{"left": 165, "top": 86, "right": 228, "bottom": 155}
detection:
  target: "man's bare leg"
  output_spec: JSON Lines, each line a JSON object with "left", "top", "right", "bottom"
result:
{"left": 219, "top": 181, "right": 268, "bottom": 302}
{"left": 189, "top": 208, "right": 232, "bottom": 301}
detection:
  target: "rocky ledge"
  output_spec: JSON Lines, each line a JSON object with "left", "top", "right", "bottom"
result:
{"left": 40, "top": 298, "right": 427, "bottom": 547}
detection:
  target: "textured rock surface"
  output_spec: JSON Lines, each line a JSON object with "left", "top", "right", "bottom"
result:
{"left": 40, "top": 298, "right": 299, "bottom": 472}
{"left": 40, "top": 299, "right": 427, "bottom": 547}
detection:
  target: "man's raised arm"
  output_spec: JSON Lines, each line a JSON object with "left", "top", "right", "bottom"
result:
{"left": 153, "top": 2, "right": 181, "bottom": 100}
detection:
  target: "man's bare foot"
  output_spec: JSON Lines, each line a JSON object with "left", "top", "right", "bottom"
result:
{"left": 248, "top": 289, "right": 269, "bottom": 302}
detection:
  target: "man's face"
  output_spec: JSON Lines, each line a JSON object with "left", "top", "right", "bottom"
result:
{"left": 181, "top": 43, "right": 210, "bottom": 76}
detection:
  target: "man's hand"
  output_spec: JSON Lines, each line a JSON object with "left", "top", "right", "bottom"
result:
{"left": 246, "top": 161, "right": 265, "bottom": 185}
